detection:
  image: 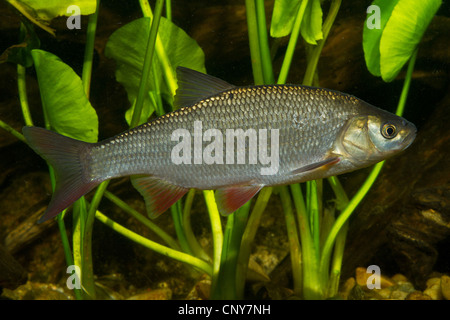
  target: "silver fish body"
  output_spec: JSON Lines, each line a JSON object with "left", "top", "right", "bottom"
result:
{"left": 23, "top": 67, "right": 416, "bottom": 222}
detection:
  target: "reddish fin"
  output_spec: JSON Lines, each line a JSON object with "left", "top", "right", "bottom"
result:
{"left": 22, "top": 126, "right": 98, "bottom": 223}
{"left": 290, "top": 157, "right": 340, "bottom": 175}
{"left": 215, "top": 185, "right": 263, "bottom": 216}
{"left": 131, "top": 175, "right": 189, "bottom": 219}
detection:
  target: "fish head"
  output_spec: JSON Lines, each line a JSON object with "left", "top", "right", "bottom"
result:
{"left": 337, "top": 109, "right": 417, "bottom": 166}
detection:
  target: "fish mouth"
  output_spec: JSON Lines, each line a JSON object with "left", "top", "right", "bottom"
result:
{"left": 402, "top": 122, "right": 417, "bottom": 150}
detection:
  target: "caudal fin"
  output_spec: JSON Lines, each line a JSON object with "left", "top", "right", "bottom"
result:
{"left": 23, "top": 127, "right": 99, "bottom": 223}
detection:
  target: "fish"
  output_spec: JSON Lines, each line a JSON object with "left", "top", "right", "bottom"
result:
{"left": 23, "top": 67, "right": 417, "bottom": 223}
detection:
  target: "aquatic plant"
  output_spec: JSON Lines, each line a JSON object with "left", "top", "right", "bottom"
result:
{"left": 0, "top": 0, "right": 441, "bottom": 300}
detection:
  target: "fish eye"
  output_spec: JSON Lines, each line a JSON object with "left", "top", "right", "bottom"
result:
{"left": 381, "top": 123, "right": 397, "bottom": 139}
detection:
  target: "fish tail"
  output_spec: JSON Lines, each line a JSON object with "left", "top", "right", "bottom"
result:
{"left": 22, "top": 126, "right": 99, "bottom": 223}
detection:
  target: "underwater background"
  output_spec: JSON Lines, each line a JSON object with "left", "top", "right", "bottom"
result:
{"left": 0, "top": 0, "right": 449, "bottom": 300}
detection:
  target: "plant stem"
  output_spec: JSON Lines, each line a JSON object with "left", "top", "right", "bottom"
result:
{"left": 82, "top": 180, "right": 109, "bottom": 296}
{"left": 81, "top": 0, "right": 100, "bottom": 99}
{"left": 280, "top": 187, "right": 303, "bottom": 296}
{"left": 303, "top": 0, "right": 342, "bottom": 86}
{"left": 131, "top": 0, "right": 164, "bottom": 128}
{"left": 170, "top": 201, "right": 192, "bottom": 254}
{"left": 165, "top": 0, "right": 172, "bottom": 21}
{"left": 277, "top": 0, "right": 309, "bottom": 84}
{"left": 139, "top": 0, "right": 177, "bottom": 100}
{"left": 104, "top": 190, "right": 180, "bottom": 250}
{"left": 308, "top": 180, "right": 321, "bottom": 262}
{"left": 57, "top": 212, "right": 83, "bottom": 300}
{"left": 17, "top": 64, "right": 33, "bottom": 126}
{"left": 319, "top": 161, "right": 384, "bottom": 282}
{"left": 213, "top": 201, "right": 251, "bottom": 299}
{"left": 290, "top": 183, "right": 321, "bottom": 299}
{"left": 73, "top": 197, "right": 96, "bottom": 299}
{"left": 202, "top": 190, "right": 223, "bottom": 298}
{"left": 396, "top": 48, "right": 417, "bottom": 117}
{"left": 245, "top": 0, "right": 264, "bottom": 85}
{"left": 326, "top": 220, "right": 348, "bottom": 297}
{"left": 236, "top": 187, "right": 272, "bottom": 299}
{"left": 182, "top": 190, "right": 212, "bottom": 262}
{"left": 95, "top": 210, "right": 212, "bottom": 275}
{"left": 0, "top": 119, "right": 25, "bottom": 143}
{"left": 327, "top": 176, "right": 349, "bottom": 211}
{"left": 255, "top": 0, "right": 274, "bottom": 84}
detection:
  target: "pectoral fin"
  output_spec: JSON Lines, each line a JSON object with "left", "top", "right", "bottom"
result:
{"left": 290, "top": 157, "right": 340, "bottom": 175}
{"left": 215, "top": 184, "right": 263, "bottom": 216}
{"left": 131, "top": 175, "right": 189, "bottom": 219}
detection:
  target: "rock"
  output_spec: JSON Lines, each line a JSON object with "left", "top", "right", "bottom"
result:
{"left": 339, "top": 277, "right": 355, "bottom": 300}
{"left": 389, "top": 281, "right": 415, "bottom": 300}
{"left": 390, "top": 289, "right": 409, "bottom": 300}
{"left": 0, "top": 244, "right": 27, "bottom": 290}
{"left": 1, "top": 281, "right": 72, "bottom": 300}
{"left": 423, "top": 277, "right": 443, "bottom": 300}
{"left": 355, "top": 266, "right": 395, "bottom": 288}
{"left": 185, "top": 277, "right": 211, "bottom": 300}
{"left": 391, "top": 274, "right": 409, "bottom": 283}
{"left": 397, "top": 281, "right": 415, "bottom": 292}
{"left": 441, "top": 275, "right": 450, "bottom": 300}
{"left": 127, "top": 288, "right": 172, "bottom": 300}
{"left": 377, "top": 288, "right": 393, "bottom": 299}
{"left": 348, "top": 284, "right": 365, "bottom": 300}
{"left": 406, "top": 291, "right": 433, "bottom": 300}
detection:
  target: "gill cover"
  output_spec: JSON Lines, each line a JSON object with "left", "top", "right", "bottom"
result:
{"left": 340, "top": 114, "right": 416, "bottom": 164}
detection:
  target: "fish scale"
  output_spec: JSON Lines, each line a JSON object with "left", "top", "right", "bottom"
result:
{"left": 23, "top": 67, "right": 416, "bottom": 222}
{"left": 89, "top": 85, "right": 353, "bottom": 188}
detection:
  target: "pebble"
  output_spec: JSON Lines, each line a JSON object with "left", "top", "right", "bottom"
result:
{"left": 390, "top": 289, "right": 409, "bottom": 300}
{"left": 355, "top": 267, "right": 394, "bottom": 288}
{"left": 377, "top": 287, "right": 393, "bottom": 299}
{"left": 127, "top": 288, "right": 172, "bottom": 300}
{"left": 423, "top": 277, "right": 443, "bottom": 300}
{"left": 441, "top": 275, "right": 450, "bottom": 300}
{"left": 346, "top": 268, "right": 450, "bottom": 300}
{"left": 406, "top": 291, "right": 432, "bottom": 300}
{"left": 339, "top": 277, "right": 355, "bottom": 300}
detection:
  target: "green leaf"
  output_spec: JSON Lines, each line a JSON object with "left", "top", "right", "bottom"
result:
{"left": 300, "top": 0, "right": 323, "bottom": 45}
{"left": 270, "top": 0, "right": 302, "bottom": 38}
{"left": 380, "top": 0, "right": 442, "bottom": 82}
{"left": 270, "top": 0, "right": 322, "bottom": 44}
{"left": 7, "top": 0, "right": 97, "bottom": 35}
{"left": 363, "top": 0, "right": 442, "bottom": 81}
{"left": 363, "top": 0, "right": 400, "bottom": 77}
{"left": 31, "top": 49, "right": 98, "bottom": 142}
{"left": 105, "top": 17, "right": 206, "bottom": 126}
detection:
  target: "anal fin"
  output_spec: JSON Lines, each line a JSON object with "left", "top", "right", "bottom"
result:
{"left": 131, "top": 175, "right": 189, "bottom": 219}
{"left": 215, "top": 184, "right": 263, "bottom": 216}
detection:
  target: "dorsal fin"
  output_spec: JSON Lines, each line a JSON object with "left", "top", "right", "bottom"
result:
{"left": 174, "top": 67, "right": 235, "bottom": 109}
